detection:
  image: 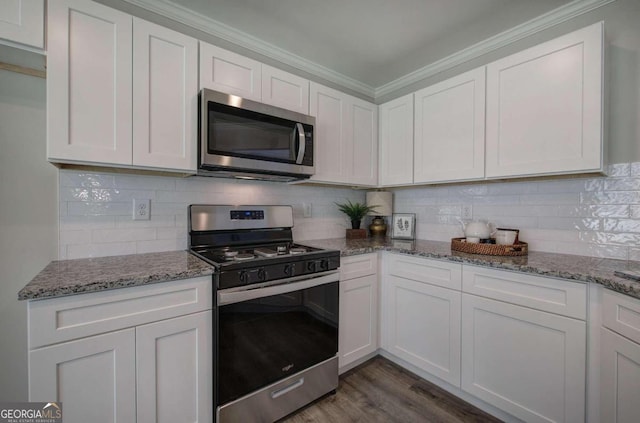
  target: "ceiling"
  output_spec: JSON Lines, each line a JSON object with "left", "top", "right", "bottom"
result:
{"left": 165, "top": 0, "right": 574, "bottom": 89}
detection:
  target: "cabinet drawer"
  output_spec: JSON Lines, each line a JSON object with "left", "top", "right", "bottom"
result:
{"left": 462, "top": 266, "right": 586, "bottom": 319}
{"left": 29, "top": 276, "right": 212, "bottom": 348}
{"left": 386, "top": 253, "right": 462, "bottom": 290}
{"left": 341, "top": 253, "right": 377, "bottom": 280}
{"left": 603, "top": 289, "right": 640, "bottom": 345}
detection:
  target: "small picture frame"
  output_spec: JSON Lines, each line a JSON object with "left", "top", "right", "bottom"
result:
{"left": 391, "top": 213, "right": 416, "bottom": 240}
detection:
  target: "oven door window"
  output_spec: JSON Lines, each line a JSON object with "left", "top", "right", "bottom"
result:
{"left": 208, "top": 102, "right": 310, "bottom": 164}
{"left": 217, "top": 281, "right": 338, "bottom": 405}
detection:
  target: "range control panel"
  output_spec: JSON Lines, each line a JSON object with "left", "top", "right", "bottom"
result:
{"left": 230, "top": 210, "right": 265, "bottom": 220}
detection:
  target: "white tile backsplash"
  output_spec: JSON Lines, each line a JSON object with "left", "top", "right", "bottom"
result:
{"left": 59, "top": 162, "right": 640, "bottom": 261}
{"left": 58, "top": 171, "right": 364, "bottom": 259}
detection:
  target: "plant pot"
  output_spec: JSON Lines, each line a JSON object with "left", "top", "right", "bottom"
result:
{"left": 351, "top": 220, "right": 361, "bottom": 229}
{"left": 346, "top": 229, "right": 367, "bottom": 239}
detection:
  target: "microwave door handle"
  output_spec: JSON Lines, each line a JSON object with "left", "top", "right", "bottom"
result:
{"left": 295, "top": 123, "right": 305, "bottom": 164}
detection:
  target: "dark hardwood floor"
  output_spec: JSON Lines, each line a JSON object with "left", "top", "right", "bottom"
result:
{"left": 281, "top": 356, "right": 502, "bottom": 423}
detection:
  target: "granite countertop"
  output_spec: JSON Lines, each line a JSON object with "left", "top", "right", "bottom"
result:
{"left": 19, "top": 239, "right": 640, "bottom": 301}
{"left": 302, "top": 238, "right": 640, "bottom": 300}
{"left": 18, "top": 251, "right": 215, "bottom": 300}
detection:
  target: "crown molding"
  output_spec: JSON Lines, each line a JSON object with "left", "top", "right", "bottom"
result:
{"left": 120, "top": 0, "right": 376, "bottom": 98}
{"left": 375, "top": 0, "right": 616, "bottom": 99}
{"left": 121, "top": 0, "right": 615, "bottom": 102}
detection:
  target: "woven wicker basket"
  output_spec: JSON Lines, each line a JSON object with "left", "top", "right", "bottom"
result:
{"left": 451, "top": 237, "right": 528, "bottom": 256}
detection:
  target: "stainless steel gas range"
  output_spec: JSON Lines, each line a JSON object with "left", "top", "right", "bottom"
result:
{"left": 188, "top": 205, "right": 340, "bottom": 423}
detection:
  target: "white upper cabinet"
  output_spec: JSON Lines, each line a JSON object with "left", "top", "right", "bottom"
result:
{"left": 310, "top": 82, "right": 377, "bottom": 186}
{"left": 0, "top": 0, "right": 44, "bottom": 49}
{"left": 485, "top": 22, "right": 604, "bottom": 178}
{"left": 48, "top": 0, "right": 133, "bottom": 166}
{"left": 132, "top": 18, "right": 198, "bottom": 171}
{"left": 414, "top": 67, "right": 486, "bottom": 184}
{"left": 48, "top": 0, "right": 198, "bottom": 173}
{"left": 261, "top": 64, "right": 309, "bottom": 114}
{"left": 348, "top": 97, "right": 378, "bottom": 186}
{"left": 198, "top": 44, "right": 310, "bottom": 114}
{"left": 378, "top": 93, "right": 414, "bottom": 186}
{"left": 199, "top": 42, "right": 261, "bottom": 101}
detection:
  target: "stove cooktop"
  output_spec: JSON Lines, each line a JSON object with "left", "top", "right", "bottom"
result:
{"left": 193, "top": 243, "right": 324, "bottom": 267}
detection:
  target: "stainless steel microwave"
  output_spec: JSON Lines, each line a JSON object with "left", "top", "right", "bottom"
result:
{"left": 199, "top": 89, "right": 315, "bottom": 181}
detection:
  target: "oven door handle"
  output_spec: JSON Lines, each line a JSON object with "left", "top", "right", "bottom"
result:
{"left": 218, "top": 271, "right": 338, "bottom": 306}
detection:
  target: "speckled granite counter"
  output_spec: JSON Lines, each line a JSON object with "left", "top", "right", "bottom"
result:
{"left": 18, "top": 251, "right": 214, "bottom": 300}
{"left": 302, "top": 238, "right": 640, "bottom": 300}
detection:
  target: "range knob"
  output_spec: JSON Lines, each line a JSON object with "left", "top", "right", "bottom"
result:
{"left": 284, "top": 264, "right": 294, "bottom": 277}
{"left": 320, "top": 259, "right": 330, "bottom": 271}
{"left": 238, "top": 270, "right": 249, "bottom": 284}
{"left": 257, "top": 268, "right": 267, "bottom": 281}
{"left": 306, "top": 261, "right": 316, "bottom": 272}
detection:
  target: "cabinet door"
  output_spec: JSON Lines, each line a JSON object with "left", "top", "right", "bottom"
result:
{"left": 309, "top": 82, "right": 348, "bottom": 183}
{"left": 29, "top": 329, "right": 136, "bottom": 423}
{"left": 132, "top": 18, "right": 198, "bottom": 172}
{"left": 601, "top": 327, "right": 640, "bottom": 423}
{"left": 461, "top": 294, "right": 586, "bottom": 423}
{"left": 379, "top": 94, "right": 414, "bottom": 186}
{"left": 347, "top": 97, "right": 378, "bottom": 186}
{"left": 414, "top": 67, "right": 485, "bottom": 184}
{"left": 261, "top": 64, "right": 309, "bottom": 114}
{"left": 486, "top": 22, "right": 603, "bottom": 178}
{"left": 136, "top": 311, "right": 213, "bottom": 423}
{"left": 199, "top": 42, "right": 261, "bottom": 100}
{"left": 339, "top": 274, "right": 378, "bottom": 370}
{"left": 383, "top": 275, "right": 461, "bottom": 387}
{"left": 0, "top": 0, "right": 44, "bottom": 49}
{"left": 47, "top": 0, "right": 133, "bottom": 165}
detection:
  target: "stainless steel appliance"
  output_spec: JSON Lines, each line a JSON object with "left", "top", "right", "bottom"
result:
{"left": 199, "top": 89, "right": 315, "bottom": 181}
{"left": 188, "top": 205, "right": 340, "bottom": 422}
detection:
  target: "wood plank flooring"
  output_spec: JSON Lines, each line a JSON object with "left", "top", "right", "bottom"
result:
{"left": 281, "top": 356, "right": 502, "bottom": 423}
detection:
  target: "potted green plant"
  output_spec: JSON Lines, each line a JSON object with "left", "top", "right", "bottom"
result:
{"left": 335, "top": 200, "right": 378, "bottom": 230}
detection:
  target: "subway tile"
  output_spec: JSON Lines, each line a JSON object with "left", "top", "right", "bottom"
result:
{"left": 604, "top": 177, "right": 640, "bottom": 191}
{"left": 491, "top": 216, "right": 538, "bottom": 229}
{"left": 556, "top": 205, "right": 629, "bottom": 218}
{"left": 136, "top": 238, "right": 187, "bottom": 254}
{"left": 60, "top": 215, "right": 116, "bottom": 230}
{"left": 67, "top": 201, "right": 131, "bottom": 216}
{"left": 486, "top": 181, "right": 537, "bottom": 195}
{"left": 520, "top": 193, "right": 579, "bottom": 205}
{"left": 631, "top": 205, "right": 640, "bottom": 218}
{"left": 580, "top": 191, "right": 640, "bottom": 205}
{"left": 114, "top": 215, "right": 175, "bottom": 229}
{"left": 603, "top": 218, "right": 640, "bottom": 233}
{"left": 538, "top": 217, "right": 601, "bottom": 231}
{"left": 629, "top": 247, "right": 640, "bottom": 261}
{"left": 554, "top": 241, "right": 628, "bottom": 260}
{"left": 91, "top": 228, "right": 156, "bottom": 243}
{"left": 607, "top": 163, "right": 631, "bottom": 177}
{"left": 59, "top": 171, "right": 115, "bottom": 188}
{"left": 537, "top": 178, "right": 603, "bottom": 193}
{"left": 470, "top": 195, "right": 521, "bottom": 205}
{"left": 67, "top": 242, "right": 137, "bottom": 259}
{"left": 60, "top": 187, "right": 156, "bottom": 203}
{"left": 59, "top": 229, "right": 92, "bottom": 246}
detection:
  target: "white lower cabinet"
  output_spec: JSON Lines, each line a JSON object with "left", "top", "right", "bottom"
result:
{"left": 136, "top": 311, "right": 212, "bottom": 423}
{"left": 28, "top": 277, "right": 213, "bottom": 423}
{"left": 600, "top": 328, "right": 640, "bottom": 423}
{"left": 600, "top": 289, "right": 640, "bottom": 423}
{"left": 29, "top": 329, "right": 137, "bottom": 422}
{"left": 382, "top": 254, "right": 462, "bottom": 386}
{"left": 339, "top": 254, "right": 378, "bottom": 371}
{"left": 461, "top": 293, "right": 586, "bottom": 423}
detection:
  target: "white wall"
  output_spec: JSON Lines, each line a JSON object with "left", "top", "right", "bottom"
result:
{"left": 0, "top": 69, "right": 57, "bottom": 401}
{"left": 58, "top": 171, "right": 364, "bottom": 259}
